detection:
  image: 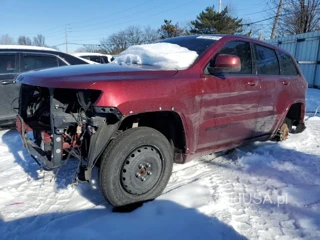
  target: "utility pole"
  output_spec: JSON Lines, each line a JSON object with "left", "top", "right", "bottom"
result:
{"left": 218, "top": 0, "right": 222, "bottom": 13}
{"left": 65, "top": 25, "right": 68, "bottom": 53}
{"left": 271, "top": 0, "right": 283, "bottom": 39}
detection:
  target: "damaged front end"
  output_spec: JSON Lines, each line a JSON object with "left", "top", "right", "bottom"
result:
{"left": 17, "top": 84, "right": 122, "bottom": 181}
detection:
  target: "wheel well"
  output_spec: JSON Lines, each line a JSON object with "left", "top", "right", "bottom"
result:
{"left": 119, "top": 111, "right": 186, "bottom": 155}
{"left": 286, "top": 103, "right": 303, "bottom": 126}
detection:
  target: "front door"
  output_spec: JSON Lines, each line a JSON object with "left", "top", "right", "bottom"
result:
{"left": 198, "top": 40, "right": 261, "bottom": 151}
{"left": 0, "top": 52, "right": 20, "bottom": 125}
{"left": 254, "top": 44, "right": 282, "bottom": 135}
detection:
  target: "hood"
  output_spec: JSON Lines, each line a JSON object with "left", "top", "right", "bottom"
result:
{"left": 18, "top": 63, "right": 178, "bottom": 89}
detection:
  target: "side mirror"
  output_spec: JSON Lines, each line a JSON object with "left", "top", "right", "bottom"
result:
{"left": 208, "top": 54, "right": 241, "bottom": 74}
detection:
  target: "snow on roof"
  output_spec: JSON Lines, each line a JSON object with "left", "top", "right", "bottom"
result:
{"left": 0, "top": 45, "right": 57, "bottom": 51}
{"left": 114, "top": 43, "right": 199, "bottom": 70}
{"left": 197, "top": 35, "right": 222, "bottom": 40}
{"left": 73, "top": 52, "right": 112, "bottom": 57}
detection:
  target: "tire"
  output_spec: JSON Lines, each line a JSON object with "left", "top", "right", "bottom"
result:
{"left": 99, "top": 127, "right": 173, "bottom": 207}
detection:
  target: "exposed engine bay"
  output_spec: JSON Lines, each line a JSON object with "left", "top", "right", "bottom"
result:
{"left": 17, "top": 84, "right": 122, "bottom": 181}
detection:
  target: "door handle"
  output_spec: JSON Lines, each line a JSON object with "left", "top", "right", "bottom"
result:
{"left": 247, "top": 81, "right": 256, "bottom": 86}
{"left": 282, "top": 81, "right": 289, "bottom": 85}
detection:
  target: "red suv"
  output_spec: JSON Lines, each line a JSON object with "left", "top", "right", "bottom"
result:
{"left": 16, "top": 35, "right": 307, "bottom": 207}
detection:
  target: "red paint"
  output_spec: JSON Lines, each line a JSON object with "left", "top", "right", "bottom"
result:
{"left": 19, "top": 35, "right": 307, "bottom": 163}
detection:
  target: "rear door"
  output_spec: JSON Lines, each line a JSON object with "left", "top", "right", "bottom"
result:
{"left": 198, "top": 40, "right": 261, "bottom": 151}
{"left": 277, "top": 51, "right": 301, "bottom": 103}
{"left": 254, "top": 44, "right": 282, "bottom": 135}
{"left": 0, "top": 52, "right": 20, "bottom": 124}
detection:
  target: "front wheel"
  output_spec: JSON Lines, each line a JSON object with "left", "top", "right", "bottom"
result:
{"left": 99, "top": 127, "right": 173, "bottom": 207}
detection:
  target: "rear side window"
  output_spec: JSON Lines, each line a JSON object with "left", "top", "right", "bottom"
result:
{"left": 278, "top": 51, "right": 299, "bottom": 76}
{"left": 255, "top": 45, "right": 280, "bottom": 75}
{"left": 88, "top": 56, "right": 102, "bottom": 63}
{"left": 23, "top": 54, "right": 58, "bottom": 71}
{"left": 216, "top": 41, "right": 252, "bottom": 74}
{"left": 0, "top": 54, "right": 16, "bottom": 74}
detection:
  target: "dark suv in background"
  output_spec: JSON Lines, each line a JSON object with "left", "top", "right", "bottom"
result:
{"left": 0, "top": 45, "right": 90, "bottom": 127}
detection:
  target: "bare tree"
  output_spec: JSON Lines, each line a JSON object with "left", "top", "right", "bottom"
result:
{"left": 0, "top": 34, "right": 15, "bottom": 45}
{"left": 33, "top": 34, "right": 46, "bottom": 46}
{"left": 75, "top": 45, "right": 101, "bottom": 53}
{"left": 241, "top": 19, "right": 264, "bottom": 38}
{"left": 100, "top": 31, "right": 127, "bottom": 54}
{"left": 17, "top": 35, "right": 32, "bottom": 45}
{"left": 180, "top": 21, "right": 193, "bottom": 35}
{"left": 142, "top": 26, "right": 160, "bottom": 43}
{"left": 100, "top": 26, "right": 159, "bottom": 54}
{"left": 268, "top": 0, "right": 320, "bottom": 36}
{"left": 126, "top": 26, "right": 145, "bottom": 46}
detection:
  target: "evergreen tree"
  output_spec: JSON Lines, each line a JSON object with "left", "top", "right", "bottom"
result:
{"left": 190, "top": 6, "right": 243, "bottom": 34}
{"left": 158, "top": 20, "right": 185, "bottom": 39}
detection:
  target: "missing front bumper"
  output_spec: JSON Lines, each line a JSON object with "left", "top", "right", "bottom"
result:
{"left": 17, "top": 85, "right": 122, "bottom": 178}
{"left": 17, "top": 115, "right": 62, "bottom": 170}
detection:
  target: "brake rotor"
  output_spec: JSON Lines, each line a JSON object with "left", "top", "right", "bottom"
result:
{"left": 280, "top": 123, "right": 289, "bottom": 141}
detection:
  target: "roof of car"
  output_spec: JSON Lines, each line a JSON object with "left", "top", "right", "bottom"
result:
{"left": 0, "top": 45, "right": 58, "bottom": 51}
{"left": 162, "top": 34, "right": 253, "bottom": 41}
{"left": 162, "top": 34, "right": 292, "bottom": 55}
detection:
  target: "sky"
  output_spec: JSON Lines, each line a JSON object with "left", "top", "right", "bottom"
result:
{"left": 1, "top": 0, "right": 270, "bottom": 52}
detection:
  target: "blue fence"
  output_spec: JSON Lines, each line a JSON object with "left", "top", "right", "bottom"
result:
{"left": 265, "top": 31, "right": 320, "bottom": 88}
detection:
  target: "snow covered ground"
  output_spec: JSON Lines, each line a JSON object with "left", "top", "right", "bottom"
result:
{"left": 0, "top": 89, "right": 320, "bottom": 240}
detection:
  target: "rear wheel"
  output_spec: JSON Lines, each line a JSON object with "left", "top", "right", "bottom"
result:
{"left": 99, "top": 127, "right": 173, "bottom": 207}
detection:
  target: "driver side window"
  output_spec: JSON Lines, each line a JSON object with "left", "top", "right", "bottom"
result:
{"left": 210, "top": 41, "right": 253, "bottom": 74}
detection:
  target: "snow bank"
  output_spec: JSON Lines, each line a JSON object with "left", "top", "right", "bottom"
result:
{"left": 114, "top": 43, "right": 199, "bottom": 70}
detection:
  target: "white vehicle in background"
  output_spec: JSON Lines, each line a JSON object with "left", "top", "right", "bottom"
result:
{"left": 74, "top": 56, "right": 100, "bottom": 64}
{"left": 73, "top": 52, "right": 114, "bottom": 64}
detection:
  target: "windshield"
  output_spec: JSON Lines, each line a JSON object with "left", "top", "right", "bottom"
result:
{"left": 114, "top": 42, "right": 200, "bottom": 70}
{"left": 114, "top": 35, "right": 219, "bottom": 70}
{"left": 157, "top": 35, "right": 219, "bottom": 56}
